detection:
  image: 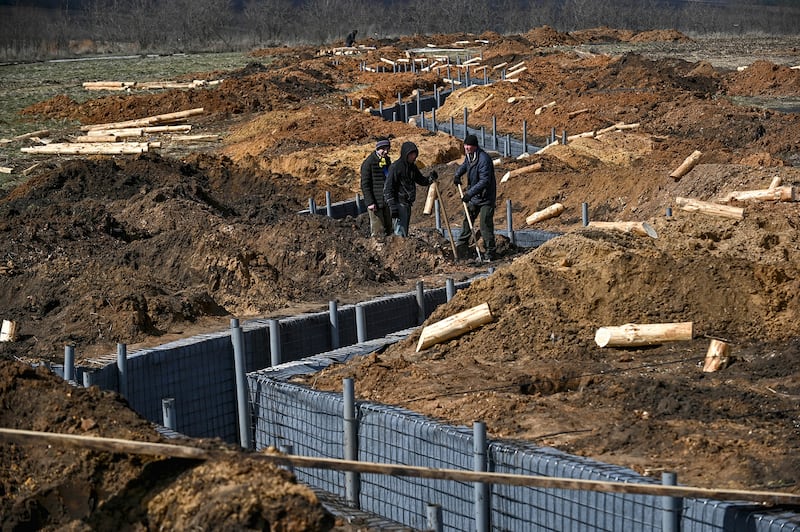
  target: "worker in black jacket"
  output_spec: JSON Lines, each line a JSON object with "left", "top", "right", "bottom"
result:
{"left": 383, "top": 141, "right": 437, "bottom": 237}
{"left": 453, "top": 134, "right": 497, "bottom": 261}
{"left": 360, "top": 137, "right": 392, "bottom": 238}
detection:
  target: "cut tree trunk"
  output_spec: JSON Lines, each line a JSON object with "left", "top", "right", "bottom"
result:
{"left": 500, "top": 162, "right": 542, "bottom": 183}
{"left": 595, "top": 322, "right": 693, "bottom": 348}
{"left": 81, "top": 108, "right": 204, "bottom": 132}
{"left": 22, "top": 142, "right": 152, "bottom": 154}
{"left": 703, "top": 339, "right": 732, "bottom": 372}
{"left": 669, "top": 150, "right": 703, "bottom": 180}
{"left": 676, "top": 197, "right": 744, "bottom": 220}
{"left": 526, "top": 203, "right": 565, "bottom": 225}
{"left": 423, "top": 182, "right": 437, "bottom": 215}
{"left": 416, "top": 302, "right": 494, "bottom": 352}
{"left": 587, "top": 221, "right": 658, "bottom": 238}
{"left": 722, "top": 186, "right": 796, "bottom": 203}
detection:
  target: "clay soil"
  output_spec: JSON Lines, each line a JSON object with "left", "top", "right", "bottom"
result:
{"left": 2, "top": 27, "right": 800, "bottom": 529}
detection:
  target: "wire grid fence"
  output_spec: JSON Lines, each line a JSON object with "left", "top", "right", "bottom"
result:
{"left": 250, "top": 354, "right": 800, "bottom": 532}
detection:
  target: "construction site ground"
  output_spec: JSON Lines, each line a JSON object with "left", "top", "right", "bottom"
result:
{"left": 1, "top": 27, "right": 800, "bottom": 529}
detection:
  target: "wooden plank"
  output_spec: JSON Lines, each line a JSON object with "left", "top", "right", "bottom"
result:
{"left": 595, "top": 322, "right": 693, "bottom": 348}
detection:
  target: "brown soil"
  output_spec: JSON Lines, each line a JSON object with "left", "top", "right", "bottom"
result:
{"left": 3, "top": 27, "right": 800, "bottom": 528}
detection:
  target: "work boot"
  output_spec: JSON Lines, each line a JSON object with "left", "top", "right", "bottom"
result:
{"left": 483, "top": 251, "right": 495, "bottom": 263}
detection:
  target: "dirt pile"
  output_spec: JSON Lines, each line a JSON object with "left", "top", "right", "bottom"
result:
{"left": 2, "top": 26, "right": 800, "bottom": 528}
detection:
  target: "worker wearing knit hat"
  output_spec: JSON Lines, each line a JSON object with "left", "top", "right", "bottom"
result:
{"left": 453, "top": 133, "right": 497, "bottom": 262}
{"left": 360, "top": 136, "right": 393, "bottom": 238}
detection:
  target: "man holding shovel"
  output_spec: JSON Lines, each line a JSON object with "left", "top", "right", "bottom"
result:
{"left": 453, "top": 134, "right": 497, "bottom": 262}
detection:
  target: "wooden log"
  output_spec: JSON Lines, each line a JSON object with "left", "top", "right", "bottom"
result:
{"left": 0, "top": 166, "right": 12, "bottom": 174}
{"left": 1, "top": 428, "right": 798, "bottom": 505}
{"left": 500, "top": 162, "right": 543, "bottom": 183}
{"left": 416, "top": 302, "right": 494, "bottom": 352}
{"left": 423, "top": 181, "right": 437, "bottom": 215}
{"left": 703, "top": 339, "right": 732, "bottom": 372}
{"left": 508, "top": 61, "right": 525, "bottom": 71}
{"left": 536, "top": 139, "right": 560, "bottom": 154}
{"left": 22, "top": 142, "right": 151, "bottom": 155}
{"left": 87, "top": 125, "right": 192, "bottom": 137}
{"left": 587, "top": 221, "right": 658, "bottom": 238}
{"left": 22, "top": 163, "right": 40, "bottom": 176}
{"left": 492, "top": 62, "right": 508, "bottom": 71}
{"left": 535, "top": 101, "right": 556, "bottom": 115}
{"left": 567, "top": 131, "right": 596, "bottom": 141}
{"left": 81, "top": 108, "right": 204, "bottom": 132}
{"left": 675, "top": 197, "right": 744, "bottom": 220}
{"left": 0, "top": 129, "right": 50, "bottom": 144}
{"left": 526, "top": 203, "right": 564, "bottom": 225}
{"left": 595, "top": 322, "right": 693, "bottom": 348}
{"left": 454, "top": 84, "right": 480, "bottom": 98}
{"left": 669, "top": 150, "right": 703, "bottom": 180}
{"left": 506, "top": 66, "right": 527, "bottom": 78}
{"left": 507, "top": 96, "right": 534, "bottom": 104}
{"left": 769, "top": 176, "right": 782, "bottom": 189}
{"left": 0, "top": 320, "right": 17, "bottom": 342}
{"left": 568, "top": 108, "right": 590, "bottom": 118}
{"left": 473, "top": 93, "right": 494, "bottom": 112}
{"left": 170, "top": 134, "right": 220, "bottom": 142}
{"left": 74, "top": 135, "right": 118, "bottom": 143}
{"left": 723, "top": 186, "right": 795, "bottom": 203}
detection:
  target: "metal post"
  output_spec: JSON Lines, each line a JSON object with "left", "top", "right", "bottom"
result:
{"left": 432, "top": 108, "right": 438, "bottom": 132}
{"left": 427, "top": 504, "right": 443, "bottom": 532}
{"left": 162, "top": 397, "right": 176, "bottom": 430}
{"left": 434, "top": 85, "right": 440, "bottom": 107}
{"left": 562, "top": 129, "right": 567, "bottom": 145}
{"left": 416, "top": 89, "right": 421, "bottom": 115}
{"left": 662, "top": 472, "right": 682, "bottom": 532}
{"left": 355, "top": 303, "right": 367, "bottom": 343}
{"left": 505, "top": 134, "right": 511, "bottom": 157}
{"left": 551, "top": 126, "right": 556, "bottom": 144}
{"left": 329, "top": 300, "right": 340, "bottom": 350}
{"left": 63, "top": 345, "right": 74, "bottom": 381}
{"left": 278, "top": 444, "right": 294, "bottom": 473}
{"left": 343, "top": 378, "right": 360, "bottom": 508}
{"left": 522, "top": 120, "right": 528, "bottom": 153}
{"left": 355, "top": 193, "right": 363, "bottom": 214}
{"left": 269, "top": 319, "right": 281, "bottom": 366}
{"left": 666, "top": 207, "right": 673, "bottom": 218}
{"left": 481, "top": 126, "right": 486, "bottom": 146}
{"left": 435, "top": 200, "right": 441, "bottom": 232}
{"left": 82, "top": 370, "right": 94, "bottom": 388}
{"left": 392, "top": 111, "right": 397, "bottom": 122}
{"left": 325, "top": 191, "right": 333, "bottom": 217}
{"left": 446, "top": 278, "right": 456, "bottom": 301}
{"left": 463, "top": 107, "right": 468, "bottom": 139}
{"left": 474, "top": 421, "right": 489, "bottom": 532}
{"left": 397, "top": 92, "right": 402, "bottom": 105}
{"left": 582, "top": 202, "right": 589, "bottom": 226}
{"left": 420, "top": 111, "right": 426, "bottom": 130}
{"left": 449, "top": 117, "right": 455, "bottom": 136}
{"left": 309, "top": 197, "right": 317, "bottom": 215}
{"left": 492, "top": 116, "right": 497, "bottom": 150}
{"left": 231, "top": 318, "right": 251, "bottom": 449}
{"left": 117, "top": 342, "right": 127, "bottom": 398}
{"left": 379, "top": 100, "right": 383, "bottom": 114}
{"left": 506, "top": 199, "right": 515, "bottom": 245}
{"left": 416, "top": 280, "right": 425, "bottom": 325}
{"left": 359, "top": 98, "right": 363, "bottom": 111}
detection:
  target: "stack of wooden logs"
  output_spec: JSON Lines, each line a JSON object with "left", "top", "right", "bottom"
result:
{"left": 20, "top": 108, "right": 209, "bottom": 155}
{"left": 82, "top": 79, "right": 222, "bottom": 91}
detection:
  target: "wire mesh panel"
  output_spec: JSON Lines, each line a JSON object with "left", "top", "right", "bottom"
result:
{"left": 251, "top": 378, "right": 347, "bottom": 494}
{"left": 358, "top": 403, "right": 477, "bottom": 530}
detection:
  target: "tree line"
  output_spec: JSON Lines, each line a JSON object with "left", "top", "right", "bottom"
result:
{"left": 1, "top": 0, "right": 798, "bottom": 61}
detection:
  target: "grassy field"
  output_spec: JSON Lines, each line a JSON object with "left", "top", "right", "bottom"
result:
{"left": 0, "top": 51, "right": 255, "bottom": 188}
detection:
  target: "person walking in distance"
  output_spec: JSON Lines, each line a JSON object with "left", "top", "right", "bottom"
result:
{"left": 383, "top": 141, "right": 438, "bottom": 237}
{"left": 453, "top": 134, "right": 497, "bottom": 261}
{"left": 345, "top": 29, "right": 357, "bottom": 47}
{"left": 360, "top": 137, "right": 392, "bottom": 238}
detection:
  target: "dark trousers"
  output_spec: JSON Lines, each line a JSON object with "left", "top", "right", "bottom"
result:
{"left": 456, "top": 204, "right": 495, "bottom": 254}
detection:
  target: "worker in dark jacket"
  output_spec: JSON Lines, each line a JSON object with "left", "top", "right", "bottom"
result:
{"left": 360, "top": 137, "right": 392, "bottom": 238}
{"left": 383, "top": 141, "right": 437, "bottom": 237}
{"left": 345, "top": 29, "right": 357, "bottom": 47}
{"left": 453, "top": 134, "right": 497, "bottom": 261}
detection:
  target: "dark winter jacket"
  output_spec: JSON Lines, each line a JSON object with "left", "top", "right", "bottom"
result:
{"left": 360, "top": 149, "right": 391, "bottom": 208}
{"left": 384, "top": 141, "right": 430, "bottom": 210}
{"left": 455, "top": 147, "right": 496, "bottom": 208}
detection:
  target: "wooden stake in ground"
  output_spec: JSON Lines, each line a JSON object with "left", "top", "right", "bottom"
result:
{"left": 669, "top": 150, "right": 702, "bottom": 180}
{"left": 676, "top": 196, "right": 744, "bottom": 220}
{"left": 703, "top": 339, "right": 732, "bottom": 372}
{"left": 587, "top": 221, "right": 658, "bottom": 238}
{"left": 0, "top": 320, "right": 17, "bottom": 342}
{"left": 534, "top": 101, "right": 556, "bottom": 115}
{"left": 595, "top": 322, "right": 693, "bottom": 348}
{"left": 526, "top": 203, "right": 565, "bottom": 225}
{"left": 423, "top": 182, "right": 437, "bottom": 214}
{"left": 416, "top": 302, "right": 494, "bottom": 352}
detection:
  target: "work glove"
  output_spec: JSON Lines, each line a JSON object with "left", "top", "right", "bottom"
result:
{"left": 428, "top": 170, "right": 438, "bottom": 184}
{"left": 390, "top": 204, "right": 399, "bottom": 218}
{"left": 462, "top": 193, "right": 472, "bottom": 203}
{"left": 453, "top": 174, "right": 462, "bottom": 186}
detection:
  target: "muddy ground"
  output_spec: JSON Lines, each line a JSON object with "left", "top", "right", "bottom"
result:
{"left": 2, "top": 27, "right": 800, "bottom": 529}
